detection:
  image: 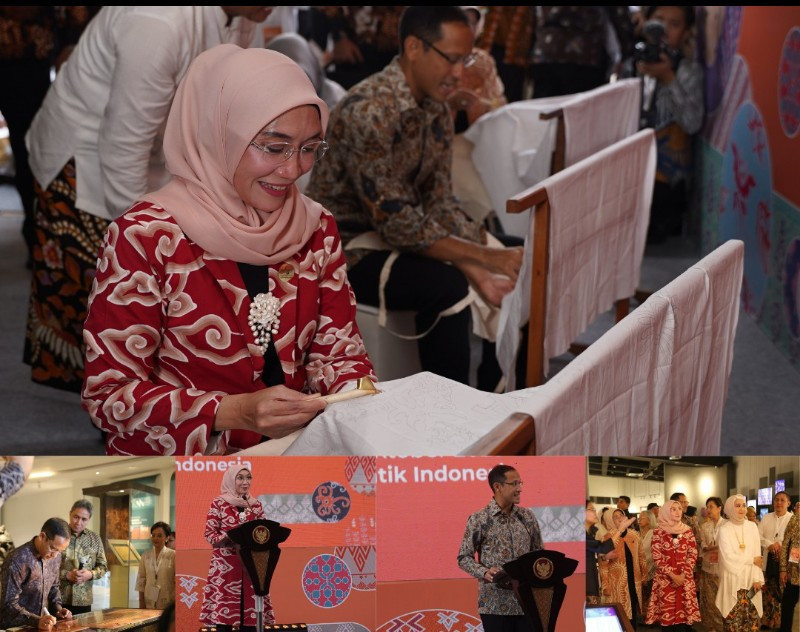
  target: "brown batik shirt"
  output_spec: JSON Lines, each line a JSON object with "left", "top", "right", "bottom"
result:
{"left": 0, "top": 540, "right": 62, "bottom": 628}
{"left": 458, "top": 498, "right": 544, "bottom": 615}
{"left": 306, "top": 57, "right": 484, "bottom": 269}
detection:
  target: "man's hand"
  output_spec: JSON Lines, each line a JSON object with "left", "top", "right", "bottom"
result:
{"left": 76, "top": 569, "right": 93, "bottom": 583}
{"left": 670, "top": 572, "right": 685, "bottom": 587}
{"left": 66, "top": 569, "right": 79, "bottom": 583}
{"left": 56, "top": 608, "right": 72, "bottom": 620}
{"left": 479, "top": 246, "right": 523, "bottom": 284}
{"left": 461, "top": 264, "right": 515, "bottom": 307}
{"left": 483, "top": 566, "right": 504, "bottom": 582}
{"left": 38, "top": 614, "right": 57, "bottom": 630}
{"left": 780, "top": 571, "right": 789, "bottom": 588}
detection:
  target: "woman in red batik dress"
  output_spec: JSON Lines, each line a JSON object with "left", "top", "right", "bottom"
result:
{"left": 81, "top": 43, "right": 375, "bottom": 456}
{"left": 646, "top": 499, "right": 701, "bottom": 630}
{"left": 200, "top": 467, "right": 268, "bottom": 631}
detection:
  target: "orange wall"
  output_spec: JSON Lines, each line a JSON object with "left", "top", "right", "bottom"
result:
{"left": 377, "top": 456, "right": 586, "bottom": 582}
{"left": 178, "top": 548, "right": 375, "bottom": 630}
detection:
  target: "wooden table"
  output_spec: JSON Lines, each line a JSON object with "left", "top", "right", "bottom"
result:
{"left": 10, "top": 609, "right": 163, "bottom": 631}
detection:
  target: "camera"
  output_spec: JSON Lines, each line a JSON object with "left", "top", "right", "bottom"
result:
{"left": 634, "top": 19, "right": 680, "bottom": 67}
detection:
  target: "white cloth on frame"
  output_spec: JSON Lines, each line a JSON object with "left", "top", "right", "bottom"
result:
{"left": 464, "top": 79, "right": 641, "bottom": 238}
{"left": 509, "top": 240, "right": 743, "bottom": 455}
{"left": 496, "top": 128, "right": 655, "bottom": 387}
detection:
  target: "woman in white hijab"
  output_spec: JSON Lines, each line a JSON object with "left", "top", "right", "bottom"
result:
{"left": 716, "top": 494, "right": 764, "bottom": 631}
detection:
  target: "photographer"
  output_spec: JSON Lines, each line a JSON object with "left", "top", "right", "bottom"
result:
{"left": 636, "top": 6, "right": 704, "bottom": 244}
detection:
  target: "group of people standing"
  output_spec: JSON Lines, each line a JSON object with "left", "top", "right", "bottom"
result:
{"left": 587, "top": 491, "right": 800, "bottom": 631}
{"left": 0, "top": 459, "right": 174, "bottom": 629}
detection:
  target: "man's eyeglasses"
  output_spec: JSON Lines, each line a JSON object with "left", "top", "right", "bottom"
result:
{"left": 249, "top": 139, "right": 329, "bottom": 166}
{"left": 500, "top": 480, "right": 524, "bottom": 488}
{"left": 419, "top": 37, "right": 477, "bottom": 68}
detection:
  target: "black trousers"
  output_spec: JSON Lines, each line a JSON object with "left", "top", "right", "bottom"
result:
{"left": 480, "top": 613, "right": 533, "bottom": 632}
{"left": 347, "top": 237, "right": 526, "bottom": 391}
{"left": 780, "top": 583, "right": 799, "bottom": 632}
{"left": 0, "top": 58, "right": 52, "bottom": 259}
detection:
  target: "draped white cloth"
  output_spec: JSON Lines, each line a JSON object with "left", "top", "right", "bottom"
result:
{"left": 465, "top": 78, "right": 641, "bottom": 237}
{"left": 512, "top": 240, "right": 744, "bottom": 455}
{"left": 497, "top": 129, "right": 656, "bottom": 387}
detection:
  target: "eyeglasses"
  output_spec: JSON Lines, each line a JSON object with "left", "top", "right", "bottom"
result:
{"left": 249, "top": 139, "right": 329, "bottom": 166}
{"left": 419, "top": 37, "right": 477, "bottom": 68}
{"left": 500, "top": 480, "right": 524, "bottom": 488}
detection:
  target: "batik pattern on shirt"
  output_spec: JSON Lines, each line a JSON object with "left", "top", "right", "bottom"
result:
{"left": 306, "top": 58, "right": 484, "bottom": 269}
{"left": 59, "top": 529, "right": 107, "bottom": 607}
{"left": 457, "top": 499, "right": 543, "bottom": 615}
{"left": 0, "top": 540, "right": 62, "bottom": 628}
{"left": 82, "top": 203, "right": 375, "bottom": 455}
{"left": 199, "top": 498, "right": 273, "bottom": 626}
{"left": 645, "top": 528, "right": 701, "bottom": 626}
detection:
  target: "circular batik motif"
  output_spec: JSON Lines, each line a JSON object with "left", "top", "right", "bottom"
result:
{"left": 302, "top": 554, "right": 352, "bottom": 608}
{"left": 312, "top": 481, "right": 351, "bottom": 522}
{"left": 779, "top": 27, "right": 800, "bottom": 138}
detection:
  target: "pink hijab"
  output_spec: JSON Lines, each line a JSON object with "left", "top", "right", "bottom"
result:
{"left": 658, "top": 500, "right": 689, "bottom": 535}
{"left": 216, "top": 467, "right": 254, "bottom": 509}
{"left": 723, "top": 494, "right": 746, "bottom": 525}
{"left": 145, "top": 44, "right": 329, "bottom": 264}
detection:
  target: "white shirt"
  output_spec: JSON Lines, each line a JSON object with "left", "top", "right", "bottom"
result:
{"left": 27, "top": 6, "right": 255, "bottom": 220}
{"left": 135, "top": 546, "right": 175, "bottom": 609}
{"left": 715, "top": 520, "right": 765, "bottom": 618}
{"left": 759, "top": 511, "right": 793, "bottom": 572}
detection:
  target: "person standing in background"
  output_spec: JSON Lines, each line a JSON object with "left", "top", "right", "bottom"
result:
{"left": 60, "top": 500, "right": 106, "bottom": 616}
{"left": 136, "top": 522, "right": 175, "bottom": 610}
{"left": 24, "top": 6, "right": 269, "bottom": 393}
{"left": 759, "top": 491, "right": 793, "bottom": 628}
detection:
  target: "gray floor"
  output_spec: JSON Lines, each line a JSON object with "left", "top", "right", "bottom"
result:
{"left": 1, "top": 184, "right": 798, "bottom": 456}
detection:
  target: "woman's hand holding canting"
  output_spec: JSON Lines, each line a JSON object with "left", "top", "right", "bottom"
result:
{"left": 216, "top": 386, "right": 327, "bottom": 438}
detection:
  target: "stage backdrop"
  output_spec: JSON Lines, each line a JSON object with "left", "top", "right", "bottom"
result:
{"left": 176, "top": 456, "right": 375, "bottom": 632}
{"left": 698, "top": 6, "right": 800, "bottom": 372}
{"left": 377, "top": 456, "right": 585, "bottom": 631}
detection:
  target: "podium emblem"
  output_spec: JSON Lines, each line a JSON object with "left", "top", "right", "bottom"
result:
{"left": 252, "top": 525, "right": 270, "bottom": 544}
{"left": 533, "top": 557, "right": 553, "bottom": 580}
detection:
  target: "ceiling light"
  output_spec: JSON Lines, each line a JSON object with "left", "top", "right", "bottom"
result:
{"left": 626, "top": 472, "right": 643, "bottom": 478}
{"left": 29, "top": 471, "right": 55, "bottom": 479}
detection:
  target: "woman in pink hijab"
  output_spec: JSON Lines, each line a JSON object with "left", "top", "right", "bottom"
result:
{"left": 200, "top": 467, "right": 267, "bottom": 630}
{"left": 82, "top": 44, "right": 375, "bottom": 455}
{"left": 715, "top": 494, "right": 764, "bottom": 631}
{"left": 645, "top": 499, "right": 700, "bottom": 629}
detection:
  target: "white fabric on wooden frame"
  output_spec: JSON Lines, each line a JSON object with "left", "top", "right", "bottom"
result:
{"left": 497, "top": 128, "right": 656, "bottom": 389}
{"left": 465, "top": 78, "right": 641, "bottom": 237}
{"left": 514, "top": 240, "right": 744, "bottom": 455}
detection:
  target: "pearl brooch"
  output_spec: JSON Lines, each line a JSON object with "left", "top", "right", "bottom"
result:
{"left": 248, "top": 292, "right": 281, "bottom": 354}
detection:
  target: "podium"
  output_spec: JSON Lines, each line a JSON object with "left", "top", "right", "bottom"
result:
{"left": 225, "top": 519, "right": 292, "bottom": 632}
{"left": 502, "top": 550, "right": 578, "bottom": 632}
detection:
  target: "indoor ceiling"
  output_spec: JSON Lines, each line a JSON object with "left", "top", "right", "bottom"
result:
{"left": 3, "top": 456, "right": 174, "bottom": 497}
{"left": 587, "top": 456, "right": 734, "bottom": 481}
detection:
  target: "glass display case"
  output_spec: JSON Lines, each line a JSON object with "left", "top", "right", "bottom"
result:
{"left": 83, "top": 477, "right": 160, "bottom": 608}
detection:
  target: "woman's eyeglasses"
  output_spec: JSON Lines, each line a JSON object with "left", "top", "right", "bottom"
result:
{"left": 249, "top": 139, "right": 329, "bottom": 166}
